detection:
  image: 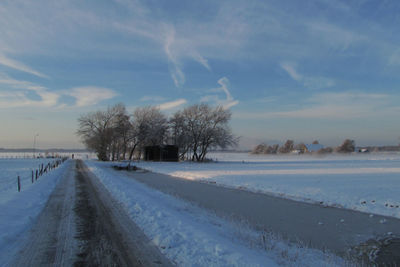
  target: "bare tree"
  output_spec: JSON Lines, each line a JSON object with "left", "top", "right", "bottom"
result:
{"left": 78, "top": 103, "right": 236, "bottom": 162}
{"left": 317, "top": 147, "right": 333, "bottom": 154}
{"left": 279, "top": 140, "right": 294, "bottom": 153}
{"left": 174, "top": 104, "right": 237, "bottom": 161}
{"left": 251, "top": 143, "right": 279, "bottom": 154}
{"left": 77, "top": 103, "right": 127, "bottom": 161}
{"left": 128, "top": 106, "right": 168, "bottom": 159}
{"left": 110, "top": 104, "right": 131, "bottom": 161}
{"left": 267, "top": 144, "right": 279, "bottom": 154}
{"left": 336, "top": 139, "right": 355, "bottom": 153}
{"left": 251, "top": 143, "right": 268, "bottom": 154}
{"left": 170, "top": 111, "right": 192, "bottom": 160}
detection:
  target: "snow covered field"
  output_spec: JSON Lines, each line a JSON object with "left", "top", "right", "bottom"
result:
{"left": 86, "top": 160, "right": 343, "bottom": 266}
{"left": 1, "top": 152, "right": 398, "bottom": 266}
{"left": 0, "top": 152, "right": 95, "bottom": 160}
{"left": 0, "top": 160, "right": 71, "bottom": 266}
{"left": 0, "top": 158, "right": 60, "bottom": 204}
{"left": 134, "top": 152, "right": 400, "bottom": 219}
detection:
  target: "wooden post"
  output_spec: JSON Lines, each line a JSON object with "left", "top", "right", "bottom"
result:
{"left": 36, "top": 169, "right": 38, "bottom": 180}
{"left": 17, "top": 176, "right": 21, "bottom": 192}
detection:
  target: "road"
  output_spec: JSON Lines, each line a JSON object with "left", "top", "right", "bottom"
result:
{"left": 126, "top": 168, "right": 400, "bottom": 265}
{"left": 12, "top": 160, "right": 172, "bottom": 267}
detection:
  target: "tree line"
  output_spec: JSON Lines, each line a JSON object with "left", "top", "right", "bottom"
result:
{"left": 77, "top": 103, "right": 237, "bottom": 161}
{"left": 251, "top": 139, "right": 356, "bottom": 154}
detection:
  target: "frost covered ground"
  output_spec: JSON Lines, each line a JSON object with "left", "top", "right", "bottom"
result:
{"left": 0, "top": 159, "right": 71, "bottom": 266}
{"left": 134, "top": 152, "right": 400, "bottom": 219}
{"left": 86, "top": 160, "right": 344, "bottom": 266}
{"left": 1, "top": 152, "right": 398, "bottom": 266}
{"left": 0, "top": 152, "right": 95, "bottom": 160}
{"left": 0, "top": 158, "right": 59, "bottom": 204}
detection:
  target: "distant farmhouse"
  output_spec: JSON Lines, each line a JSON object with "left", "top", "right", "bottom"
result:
{"left": 305, "top": 144, "right": 324, "bottom": 153}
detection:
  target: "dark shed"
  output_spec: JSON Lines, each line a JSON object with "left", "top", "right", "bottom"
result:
{"left": 144, "top": 145, "right": 179, "bottom": 162}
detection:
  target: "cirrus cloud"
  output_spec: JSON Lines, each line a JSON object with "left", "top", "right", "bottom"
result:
{"left": 66, "top": 86, "right": 118, "bottom": 107}
{"left": 201, "top": 77, "right": 239, "bottom": 109}
{"left": 0, "top": 53, "right": 48, "bottom": 78}
{"left": 158, "top": 98, "right": 187, "bottom": 110}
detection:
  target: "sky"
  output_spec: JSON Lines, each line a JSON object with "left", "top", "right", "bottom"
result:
{"left": 1, "top": 0, "right": 400, "bottom": 149}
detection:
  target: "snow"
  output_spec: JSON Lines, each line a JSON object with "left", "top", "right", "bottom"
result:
{"left": 0, "top": 158, "right": 61, "bottom": 204}
{"left": 86, "top": 160, "right": 343, "bottom": 266}
{"left": 2, "top": 152, "right": 396, "bottom": 265}
{"left": 133, "top": 152, "right": 400, "bottom": 219}
{"left": 0, "top": 152, "right": 96, "bottom": 160}
{"left": 0, "top": 160, "right": 71, "bottom": 266}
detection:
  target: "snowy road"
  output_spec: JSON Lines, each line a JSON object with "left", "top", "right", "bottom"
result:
{"left": 5, "top": 158, "right": 400, "bottom": 265}
{"left": 11, "top": 160, "right": 171, "bottom": 266}
{"left": 124, "top": 168, "right": 400, "bottom": 264}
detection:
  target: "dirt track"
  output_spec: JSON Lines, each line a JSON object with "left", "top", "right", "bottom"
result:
{"left": 12, "top": 160, "right": 172, "bottom": 267}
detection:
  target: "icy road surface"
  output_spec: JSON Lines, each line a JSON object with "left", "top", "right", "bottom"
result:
{"left": 1, "top": 160, "right": 171, "bottom": 267}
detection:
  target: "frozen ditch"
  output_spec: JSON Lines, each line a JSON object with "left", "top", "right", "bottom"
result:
{"left": 134, "top": 153, "right": 400, "bottom": 219}
{"left": 87, "top": 160, "right": 346, "bottom": 266}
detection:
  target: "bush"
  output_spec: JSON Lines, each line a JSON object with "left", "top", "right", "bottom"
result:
{"left": 336, "top": 139, "right": 355, "bottom": 153}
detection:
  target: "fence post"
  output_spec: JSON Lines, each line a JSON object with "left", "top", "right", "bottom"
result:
{"left": 36, "top": 169, "right": 38, "bottom": 180}
{"left": 17, "top": 176, "right": 21, "bottom": 192}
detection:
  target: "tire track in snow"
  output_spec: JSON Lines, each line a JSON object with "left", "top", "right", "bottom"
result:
{"left": 13, "top": 160, "right": 173, "bottom": 267}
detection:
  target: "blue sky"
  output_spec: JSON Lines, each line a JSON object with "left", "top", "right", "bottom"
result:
{"left": 1, "top": 0, "right": 400, "bottom": 149}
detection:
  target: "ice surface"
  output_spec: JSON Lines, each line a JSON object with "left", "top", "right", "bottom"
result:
{"left": 134, "top": 152, "right": 400, "bottom": 218}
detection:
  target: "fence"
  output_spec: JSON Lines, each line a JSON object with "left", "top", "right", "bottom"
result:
{"left": 17, "top": 157, "right": 68, "bottom": 192}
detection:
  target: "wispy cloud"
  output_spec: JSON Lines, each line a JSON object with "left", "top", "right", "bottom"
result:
{"left": 66, "top": 86, "right": 118, "bottom": 107}
{"left": 110, "top": 0, "right": 213, "bottom": 87}
{"left": 0, "top": 74, "right": 57, "bottom": 108}
{"left": 0, "top": 87, "right": 59, "bottom": 108}
{"left": 280, "top": 62, "right": 302, "bottom": 81}
{"left": 201, "top": 77, "right": 239, "bottom": 109}
{"left": 161, "top": 25, "right": 212, "bottom": 87}
{"left": 0, "top": 74, "right": 116, "bottom": 108}
{"left": 280, "top": 62, "right": 334, "bottom": 90}
{"left": 0, "top": 53, "right": 48, "bottom": 78}
{"left": 235, "top": 92, "right": 393, "bottom": 120}
{"left": 163, "top": 27, "right": 185, "bottom": 87}
{"left": 158, "top": 98, "right": 187, "bottom": 110}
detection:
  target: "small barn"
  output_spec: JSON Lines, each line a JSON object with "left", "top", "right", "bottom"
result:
{"left": 144, "top": 145, "right": 179, "bottom": 162}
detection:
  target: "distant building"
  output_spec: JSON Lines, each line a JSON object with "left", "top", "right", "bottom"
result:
{"left": 305, "top": 144, "right": 324, "bottom": 153}
{"left": 144, "top": 145, "right": 179, "bottom": 162}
